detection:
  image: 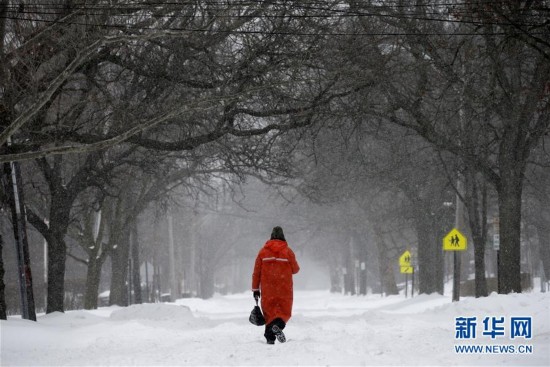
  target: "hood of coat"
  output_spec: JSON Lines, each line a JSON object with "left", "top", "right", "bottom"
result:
{"left": 264, "top": 239, "right": 288, "bottom": 255}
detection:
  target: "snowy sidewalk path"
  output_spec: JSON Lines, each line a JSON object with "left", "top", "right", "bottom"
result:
{"left": 1, "top": 290, "right": 548, "bottom": 366}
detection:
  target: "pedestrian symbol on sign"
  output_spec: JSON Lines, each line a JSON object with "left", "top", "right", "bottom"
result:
{"left": 450, "top": 234, "right": 460, "bottom": 247}
{"left": 443, "top": 228, "right": 467, "bottom": 251}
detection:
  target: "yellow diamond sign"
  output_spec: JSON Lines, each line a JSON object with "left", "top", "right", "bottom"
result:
{"left": 399, "top": 250, "right": 412, "bottom": 267}
{"left": 399, "top": 250, "right": 413, "bottom": 273}
{"left": 443, "top": 228, "right": 467, "bottom": 251}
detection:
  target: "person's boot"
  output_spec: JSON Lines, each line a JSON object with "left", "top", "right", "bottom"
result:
{"left": 272, "top": 325, "right": 286, "bottom": 343}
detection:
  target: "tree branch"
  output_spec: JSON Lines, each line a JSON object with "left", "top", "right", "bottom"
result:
{"left": 0, "top": 29, "right": 254, "bottom": 149}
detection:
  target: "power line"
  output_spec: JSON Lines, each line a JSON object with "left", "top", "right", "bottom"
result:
{"left": 5, "top": 0, "right": 545, "bottom": 30}
{"left": 5, "top": 6, "right": 548, "bottom": 24}
{"left": 2, "top": 13, "right": 544, "bottom": 37}
{"left": 3, "top": 0, "right": 545, "bottom": 9}
{"left": 4, "top": 0, "right": 549, "bottom": 21}
{"left": 1, "top": 1, "right": 547, "bottom": 38}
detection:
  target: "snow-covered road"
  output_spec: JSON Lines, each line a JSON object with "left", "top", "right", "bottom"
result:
{"left": 1, "top": 290, "right": 548, "bottom": 366}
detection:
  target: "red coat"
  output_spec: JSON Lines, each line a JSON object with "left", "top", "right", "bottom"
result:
{"left": 252, "top": 239, "right": 300, "bottom": 325}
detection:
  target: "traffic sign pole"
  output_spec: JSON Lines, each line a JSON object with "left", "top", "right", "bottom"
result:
{"left": 443, "top": 227, "right": 467, "bottom": 302}
{"left": 411, "top": 267, "right": 415, "bottom": 297}
{"left": 453, "top": 180, "right": 465, "bottom": 302}
{"left": 399, "top": 250, "right": 414, "bottom": 298}
{"left": 452, "top": 251, "right": 461, "bottom": 302}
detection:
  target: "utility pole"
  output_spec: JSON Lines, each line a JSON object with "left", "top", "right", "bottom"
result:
{"left": 359, "top": 261, "right": 367, "bottom": 295}
{"left": 43, "top": 223, "right": 47, "bottom": 310}
{"left": 492, "top": 217, "right": 501, "bottom": 293}
{"left": 2, "top": 159, "right": 36, "bottom": 320}
{"left": 190, "top": 205, "right": 199, "bottom": 297}
{"left": 167, "top": 214, "right": 178, "bottom": 302}
{"left": 453, "top": 179, "right": 465, "bottom": 302}
{"left": 451, "top": 60, "right": 467, "bottom": 303}
{"left": 144, "top": 260, "right": 150, "bottom": 302}
{"left": 131, "top": 223, "right": 142, "bottom": 304}
{"left": 0, "top": 235, "right": 7, "bottom": 320}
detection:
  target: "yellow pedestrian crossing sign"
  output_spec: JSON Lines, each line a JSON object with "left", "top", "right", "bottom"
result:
{"left": 399, "top": 250, "right": 411, "bottom": 266}
{"left": 399, "top": 250, "right": 413, "bottom": 274}
{"left": 443, "top": 228, "right": 467, "bottom": 251}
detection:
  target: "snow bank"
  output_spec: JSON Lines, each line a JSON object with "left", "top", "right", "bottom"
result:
{"left": 111, "top": 303, "right": 190, "bottom": 321}
{"left": 39, "top": 310, "right": 107, "bottom": 326}
{"left": 110, "top": 303, "right": 212, "bottom": 330}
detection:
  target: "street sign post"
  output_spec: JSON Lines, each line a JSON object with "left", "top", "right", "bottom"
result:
{"left": 443, "top": 228, "right": 467, "bottom": 302}
{"left": 399, "top": 250, "right": 414, "bottom": 297}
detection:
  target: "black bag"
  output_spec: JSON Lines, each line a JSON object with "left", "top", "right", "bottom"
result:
{"left": 249, "top": 299, "right": 265, "bottom": 326}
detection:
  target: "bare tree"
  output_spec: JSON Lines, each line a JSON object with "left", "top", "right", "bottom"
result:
{"left": 2, "top": 1, "right": 351, "bottom": 312}
{"left": 341, "top": 0, "right": 550, "bottom": 293}
{"left": 524, "top": 137, "right": 550, "bottom": 282}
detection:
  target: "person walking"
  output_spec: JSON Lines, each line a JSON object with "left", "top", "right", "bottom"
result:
{"left": 252, "top": 226, "right": 300, "bottom": 344}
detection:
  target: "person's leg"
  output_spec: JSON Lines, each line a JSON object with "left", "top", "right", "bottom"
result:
{"left": 273, "top": 318, "right": 286, "bottom": 330}
{"left": 271, "top": 318, "right": 286, "bottom": 343}
{"left": 264, "top": 322, "right": 276, "bottom": 344}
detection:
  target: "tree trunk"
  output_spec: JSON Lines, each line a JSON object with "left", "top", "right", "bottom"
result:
{"left": 534, "top": 218, "right": 550, "bottom": 284}
{"left": 42, "top": 190, "right": 72, "bottom": 314}
{"left": 199, "top": 266, "right": 215, "bottom": 299}
{"left": 328, "top": 253, "right": 342, "bottom": 293}
{"left": 497, "top": 168, "right": 524, "bottom": 294}
{"left": 357, "top": 235, "right": 368, "bottom": 295}
{"left": 131, "top": 224, "right": 142, "bottom": 304}
{"left": 383, "top": 259, "right": 399, "bottom": 296}
{"left": 26, "top": 207, "right": 68, "bottom": 314}
{"left": 415, "top": 217, "right": 444, "bottom": 294}
{"left": 81, "top": 208, "right": 107, "bottom": 310}
{"left": 329, "top": 266, "right": 341, "bottom": 293}
{"left": 465, "top": 169, "right": 488, "bottom": 297}
{"left": 84, "top": 259, "right": 101, "bottom": 309}
{"left": 473, "top": 233, "right": 488, "bottom": 297}
{"left": 531, "top": 181, "right": 550, "bottom": 284}
{"left": 376, "top": 237, "right": 398, "bottom": 296}
{"left": 47, "top": 229, "right": 67, "bottom": 313}
{"left": 346, "top": 237, "right": 356, "bottom": 295}
{"left": 109, "top": 231, "right": 130, "bottom": 306}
